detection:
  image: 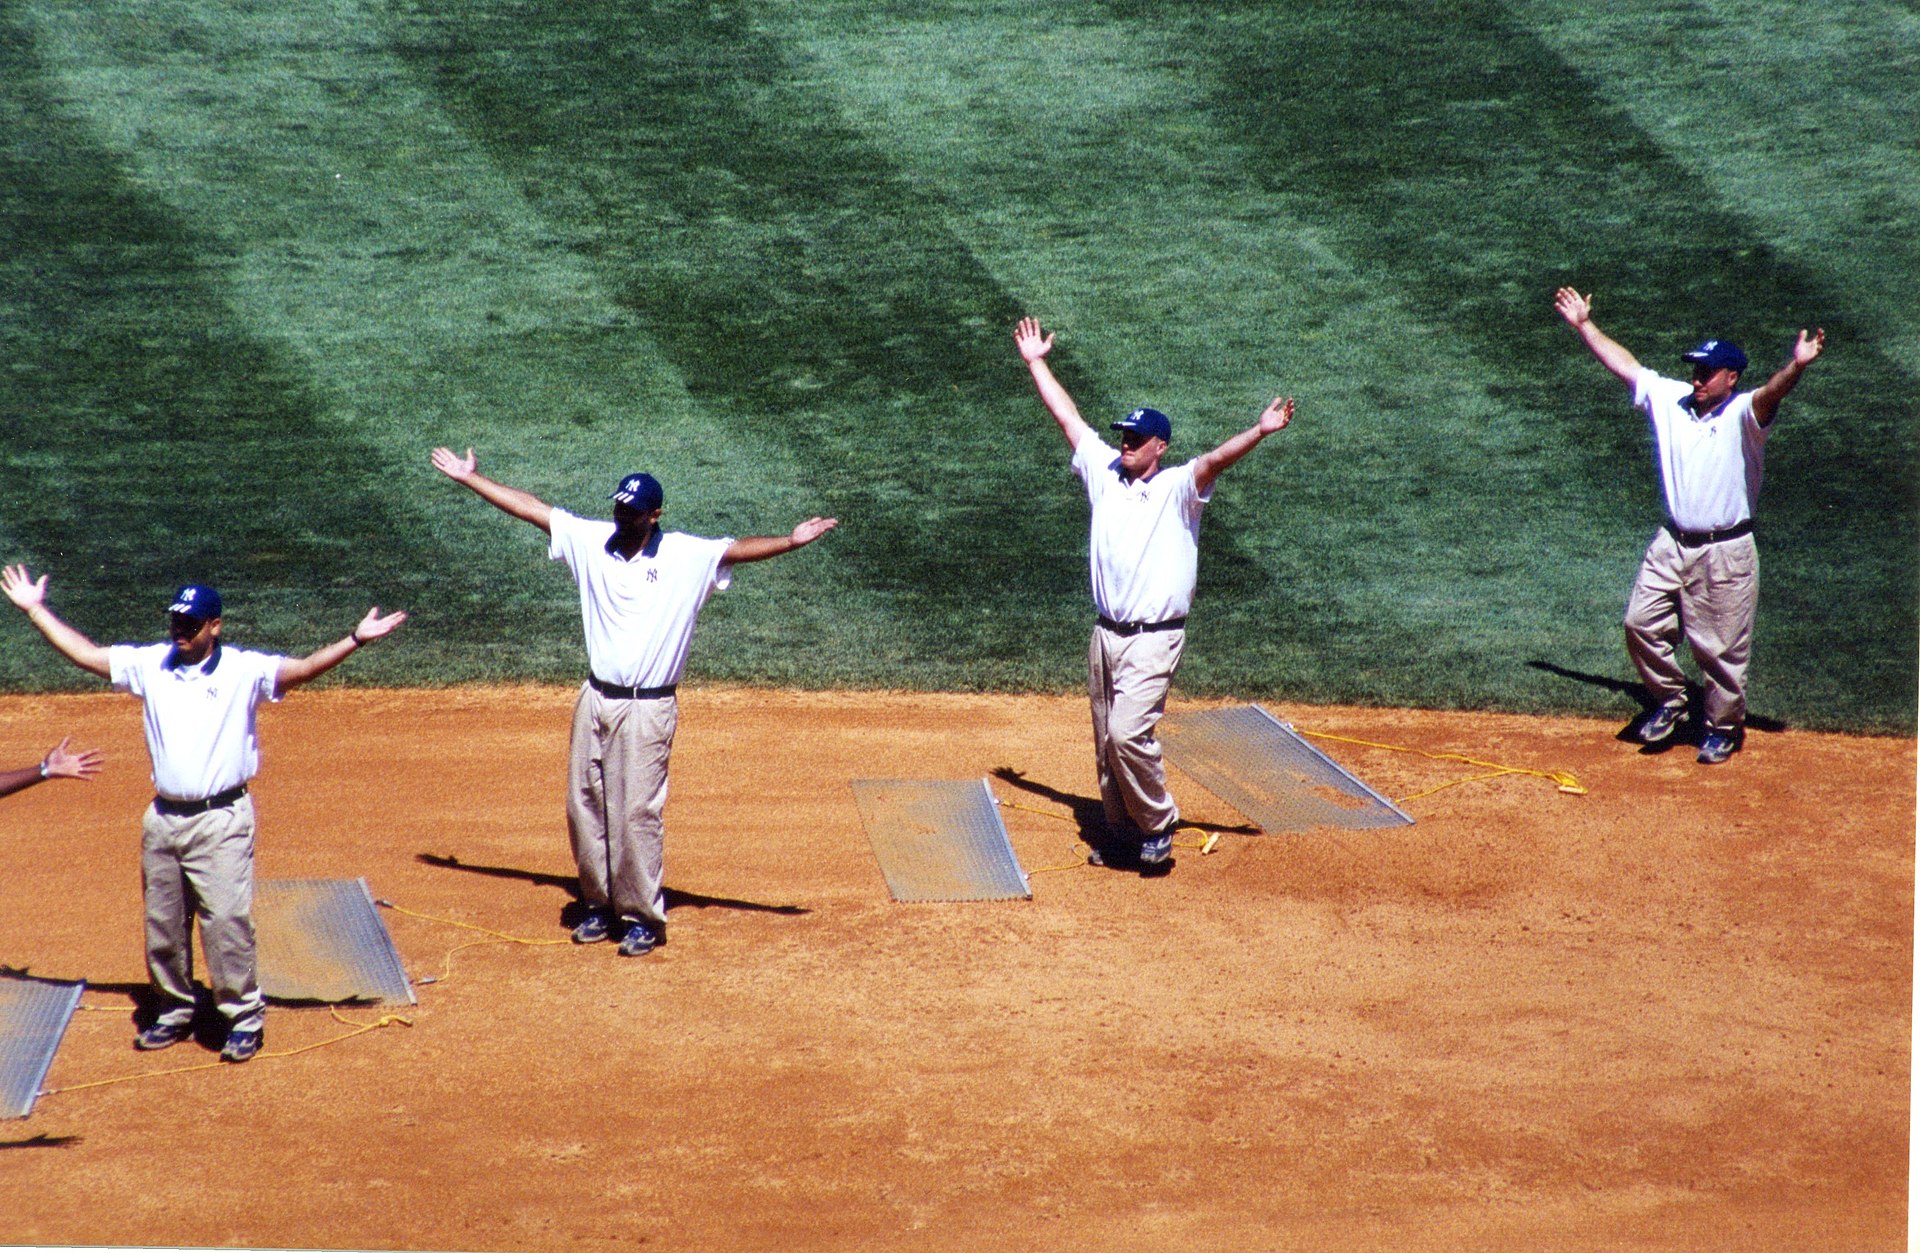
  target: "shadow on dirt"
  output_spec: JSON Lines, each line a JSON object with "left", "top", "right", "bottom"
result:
{"left": 1525, "top": 659, "right": 1787, "bottom": 751}
{"left": 415, "top": 853, "right": 809, "bottom": 918}
{"left": 988, "top": 766, "right": 1257, "bottom": 876}
{"left": 0, "top": 1133, "right": 82, "bottom": 1150}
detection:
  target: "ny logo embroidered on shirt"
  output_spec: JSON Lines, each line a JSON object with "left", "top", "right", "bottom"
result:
{"left": 646, "top": 568, "right": 658, "bottom": 583}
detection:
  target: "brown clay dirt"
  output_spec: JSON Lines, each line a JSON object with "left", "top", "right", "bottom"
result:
{"left": 0, "top": 686, "right": 1910, "bottom": 1251}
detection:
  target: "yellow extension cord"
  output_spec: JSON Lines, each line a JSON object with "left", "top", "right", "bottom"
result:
{"left": 38, "top": 904, "right": 566, "bottom": 1103}
{"left": 42, "top": 1007, "right": 414, "bottom": 1097}
{"left": 1295, "top": 728, "right": 1587, "bottom": 800}
{"left": 1001, "top": 722, "right": 1585, "bottom": 872}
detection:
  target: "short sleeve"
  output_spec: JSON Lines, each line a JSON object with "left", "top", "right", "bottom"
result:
{"left": 547, "top": 507, "right": 581, "bottom": 564}
{"left": 253, "top": 651, "right": 288, "bottom": 705}
{"left": 108, "top": 644, "right": 147, "bottom": 696}
{"left": 1072, "top": 432, "right": 1114, "bottom": 495}
{"left": 708, "top": 536, "right": 736, "bottom": 593}
{"left": 1631, "top": 366, "right": 1658, "bottom": 414}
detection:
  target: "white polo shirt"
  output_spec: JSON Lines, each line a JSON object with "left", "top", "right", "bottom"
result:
{"left": 549, "top": 509, "right": 733, "bottom": 689}
{"left": 1073, "top": 430, "right": 1213, "bottom": 624}
{"left": 1634, "top": 368, "right": 1770, "bottom": 532}
{"left": 108, "top": 642, "right": 284, "bottom": 801}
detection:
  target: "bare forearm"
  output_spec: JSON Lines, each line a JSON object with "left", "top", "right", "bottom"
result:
{"left": 724, "top": 534, "right": 808, "bottom": 564}
{"left": 1751, "top": 357, "right": 1809, "bottom": 425}
{"left": 275, "top": 630, "right": 365, "bottom": 693}
{"left": 19, "top": 605, "right": 110, "bottom": 678}
{"left": 461, "top": 471, "right": 553, "bottom": 532}
{"left": 1028, "top": 359, "right": 1094, "bottom": 448}
{"left": 1573, "top": 319, "right": 1640, "bottom": 385}
{"left": 0, "top": 764, "right": 45, "bottom": 799}
{"left": 1192, "top": 424, "right": 1266, "bottom": 494}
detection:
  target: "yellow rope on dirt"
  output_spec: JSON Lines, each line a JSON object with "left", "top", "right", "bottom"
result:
{"left": 38, "top": 1009, "right": 412, "bottom": 1100}
{"left": 1296, "top": 728, "right": 1588, "bottom": 798}
{"left": 375, "top": 899, "right": 571, "bottom": 985}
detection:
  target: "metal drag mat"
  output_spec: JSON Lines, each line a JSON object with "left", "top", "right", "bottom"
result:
{"left": 0, "top": 976, "right": 82, "bottom": 1119}
{"left": 1159, "top": 704, "right": 1413, "bottom": 833}
{"left": 256, "top": 878, "right": 415, "bottom": 1005}
{"left": 852, "top": 779, "right": 1032, "bottom": 902}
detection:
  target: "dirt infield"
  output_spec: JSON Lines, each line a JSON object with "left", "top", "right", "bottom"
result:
{"left": 0, "top": 687, "right": 1910, "bottom": 1251}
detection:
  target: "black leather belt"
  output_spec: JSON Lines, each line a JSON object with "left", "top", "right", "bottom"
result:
{"left": 1097, "top": 614, "right": 1188, "bottom": 637}
{"left": 1665, "top": 518, "right": 1754, "bottom": 547}
{"left": 589, "top": 677, "right": 678, "bottom": 700}
{"left": 153, "top": 785, "right": 248, "bottom": 817}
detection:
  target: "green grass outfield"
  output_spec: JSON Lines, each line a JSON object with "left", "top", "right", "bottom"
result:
{"left": 1, "top": 0, "right": 1914, "bottom": 732}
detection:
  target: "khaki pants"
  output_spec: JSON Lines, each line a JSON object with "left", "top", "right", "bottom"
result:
{"left": 141, "top": 795, "right": 265, "bottom": 1032}
{"left": 1623, "top": 528, "right": 1759, "bottom": 732}
{"left": 567, "top": 684, "right": 677, "bottom": 931}
{"left": 1088, "top": 625, "right": 1185, "bottom": 837}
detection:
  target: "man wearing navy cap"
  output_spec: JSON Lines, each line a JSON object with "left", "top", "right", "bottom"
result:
{"left": 1, "top": 564, "right": 406, "bottom": 1059}
{"left": 431, "top": 447, "right": 836, "bottom": 955}
{"left": 1554, "top": 288, "right": 1825, "bottom": 764}
{"left": 1014, "top": 317, "right": 1295, "bottom": 871}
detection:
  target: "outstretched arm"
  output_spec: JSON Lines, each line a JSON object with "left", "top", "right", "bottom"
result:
{"left": 1750, "top": 328, "right": 1825, "bottom": 428}
{"left": 2, "top": 565, "right": 110, "bottom": 678}
{"left": 0, "top": 737, "right": 104, "bottom": 800}
{"left": 274, "top": 607, "right": 408, "bottom": 695}
{"left": 431, "top": 447, "right": 554, "bottom": 533}
{"left": 1191, "top": 397, "right": 1294, "bottom": 496}
{"left": 723, "top": 517, "right": 840, "bottom": 565}
{"left": 1015, "top": 317, "right": 1096, "bottom": 451}
{"left": 1554, "top": 288, "right": 1641, "bottom": 387}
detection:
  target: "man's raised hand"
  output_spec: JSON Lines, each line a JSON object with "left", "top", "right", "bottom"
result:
{"left": 431, "top": 447, "right": 477, "bottom": 482}
{"left": 1794, "top": 328, "right": 1827, "bottom": 366}
{"left": 1014, "top": 317, "right": 1054, "bottom": 363}
{"left": 1258, "top": 397, "right": 1295, "bottom": 435}
{"left": 792, "top": 517, "right": 839, "bottom": 547}
{"left": 354, "top": 607, "right": 410, "bottom": 643}
{"left": 1, "top": 564, "right": 48, "bottom": 611}
{"left": 1553, "top": 287, "right": 1593, "bottom": 327}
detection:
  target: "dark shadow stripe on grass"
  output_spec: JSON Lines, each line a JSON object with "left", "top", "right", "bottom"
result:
{"left": 1107, "top": 0, "right": 1916, "bottom": 725}
{"left": 385, "top": 0, "right": 1273, "bottom": 679}
{"left": 0, "top": 8, "right": 424, "bottom": 663}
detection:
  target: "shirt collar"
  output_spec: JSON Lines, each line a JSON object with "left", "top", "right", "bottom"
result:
{"left": 162, "top": 640, "right": 223, "bottom": 674}
{"left": 1680, "top": 391, "right": 1737, "bottom": 420}
{"left": 605, "top": 526, "right": 662, "bottom": 561}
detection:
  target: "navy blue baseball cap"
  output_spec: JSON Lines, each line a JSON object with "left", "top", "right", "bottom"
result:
{"left": 1681, "top": 338, "right": 1748, "bottom": 373}
{"left": 167, "top": 584, "right": 222, "bottom": 621}
{"left": 610, "top": 472, "right": 664, "bottom": 512}
{"left": 1112, "top": 407, "right": 1172, "bottom": 443}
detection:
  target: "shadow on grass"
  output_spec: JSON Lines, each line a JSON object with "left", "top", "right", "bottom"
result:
{"left": 415, "top": 853, "right": 808, "bottom": 917}
{"left": 1526, "top": 659, "right": 1788, "bottom": 745}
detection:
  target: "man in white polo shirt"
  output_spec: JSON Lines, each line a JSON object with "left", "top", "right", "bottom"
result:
{"left": 1015, "top": 317, "right": 1295, "bottom": 871}
{"left": 1554, "top": 288, "right": 1825, "bottom": 764}
{"left": 1, "top": 565, "right": 406, "bottom": 1060}
{"left": 431, "top": 447, "right": 836, "bottom": 956}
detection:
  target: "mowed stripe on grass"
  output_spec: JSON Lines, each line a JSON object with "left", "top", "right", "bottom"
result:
{"left": 1129, "top": 0, "right": 1915, "bottom": 722}
{"left": 386, "top": 0, "right": 1109, "bottom": 686}
{"left": 0, "top": 0, "right": 1912, "bottom": 727}
{"left": 7, "top": 0, "right": 852, "bottom": 684}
